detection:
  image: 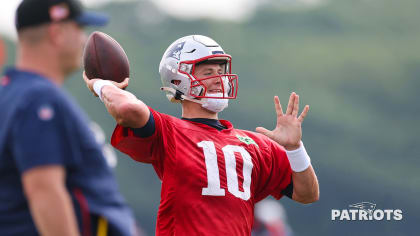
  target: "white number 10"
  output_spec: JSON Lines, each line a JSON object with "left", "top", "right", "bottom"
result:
{"left": 197, "top": 141, "right": 254, "bottom": 200}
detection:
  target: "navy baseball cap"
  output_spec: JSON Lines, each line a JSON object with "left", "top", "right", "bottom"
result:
{"left": 16, "top": 0, "right": 109, "bottom": 31}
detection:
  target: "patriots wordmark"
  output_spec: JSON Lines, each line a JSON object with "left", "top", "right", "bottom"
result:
{"left": 331, "top": 202, "right": 403, "bottom": 221}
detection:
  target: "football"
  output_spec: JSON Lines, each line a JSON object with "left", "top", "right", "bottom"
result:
{"left": 83, "top": 31, "right": 129, "bottom": 83}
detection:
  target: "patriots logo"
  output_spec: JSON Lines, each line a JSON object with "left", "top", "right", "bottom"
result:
{"left": 37, "top": 105, "right": 55, "bottom": 121}
{"left": 236, "top": 135, "right": 258, "bottom": 147}
{"left": 349, "top": 202, "right": 376, "bottom": 216}
{"left": 49, "top": 4, "right": 70, "bottom": 22}
{"left": 166, "top": 41, "right": 185, "bottom": 60}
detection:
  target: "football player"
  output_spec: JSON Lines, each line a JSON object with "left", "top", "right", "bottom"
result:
{"left": 84, "top": 35, "right": 319, "bottom": 235}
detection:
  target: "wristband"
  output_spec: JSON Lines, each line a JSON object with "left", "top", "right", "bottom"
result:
{"left": 93, "top": 80, "right": 115, "bottom": 101}
{"left": 285, "top": 141, "right": 311, "bottom": 172}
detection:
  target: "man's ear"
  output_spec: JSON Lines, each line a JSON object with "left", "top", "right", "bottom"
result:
{"left": 47, "top": 23, "right": 64, "bottom": 47}
{"left": 0, "top": 38, "right": 6, "bottom": 67}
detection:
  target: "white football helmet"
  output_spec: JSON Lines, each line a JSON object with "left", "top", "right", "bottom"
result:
{"left": 159, "top": 35, "right": 238, "bottom": 103}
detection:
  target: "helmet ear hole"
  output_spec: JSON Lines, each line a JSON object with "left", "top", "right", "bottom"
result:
{"left": 171, "top": 80, "right": 181, "bottom": 85}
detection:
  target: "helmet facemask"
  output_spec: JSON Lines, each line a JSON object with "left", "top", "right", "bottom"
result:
{"left": 178, "top": 55, "right": 238, "bottom": 100}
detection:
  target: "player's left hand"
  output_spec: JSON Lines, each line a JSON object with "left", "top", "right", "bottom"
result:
{"left": 256, "top": 92, "right": 309, "bottom": 151}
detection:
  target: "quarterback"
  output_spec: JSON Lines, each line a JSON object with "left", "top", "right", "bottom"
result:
{"left": 83, "top": 35, "right": 319, "bottom": 235}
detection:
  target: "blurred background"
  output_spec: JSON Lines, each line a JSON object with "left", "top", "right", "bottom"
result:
{"left": 1, "top": 0, "right": 418, "bottom": 235}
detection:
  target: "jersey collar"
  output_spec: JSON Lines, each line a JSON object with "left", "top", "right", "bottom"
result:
{"left": 182, "top": 118, "right": 234, "bottom": 133}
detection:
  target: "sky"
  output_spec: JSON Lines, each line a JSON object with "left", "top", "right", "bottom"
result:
{"left": 0, "top": 0, "right": 324, "bottom": 40}
{"left": 0, "top": 0, "right": 118, "bottom": 39}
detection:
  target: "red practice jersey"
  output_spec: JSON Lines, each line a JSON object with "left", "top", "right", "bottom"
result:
{"left": 111, "top": 108, "right": 292, "bottom": 236}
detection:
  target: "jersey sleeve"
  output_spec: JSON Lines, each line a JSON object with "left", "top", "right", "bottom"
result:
{"left": 111, "top": 107, "right": 170, "bottom": 166}
{"left": 11, "top": 92, "right": 80, "bottom": 174}
{"left": 254, "top": 139, "right": 293, "bottom": 202}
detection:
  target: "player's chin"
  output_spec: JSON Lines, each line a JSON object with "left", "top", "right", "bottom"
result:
{"left": 202, "top": 107, "right": 218, "bottom": 114}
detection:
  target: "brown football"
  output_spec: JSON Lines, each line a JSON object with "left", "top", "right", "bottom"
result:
{"left": 83, "top": 31, "right": 129, "bottom": 83}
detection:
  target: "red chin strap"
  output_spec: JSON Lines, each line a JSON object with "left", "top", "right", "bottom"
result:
{"left": 160, "top": 87, "right": 206, "bottom": 104}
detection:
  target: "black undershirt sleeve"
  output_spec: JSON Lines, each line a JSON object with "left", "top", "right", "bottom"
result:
{"left": 281, "top": 181, "right": 294, "bottom": 199}
{"left": 130, "top": 111, "right": 156, "bottom": 138}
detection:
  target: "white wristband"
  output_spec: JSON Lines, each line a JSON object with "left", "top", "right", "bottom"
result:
{"left": 285, "top": 141, "right": 311, "bottom": 172}
{"left": 93, "top": 80, "right": 115, "bottom": 101}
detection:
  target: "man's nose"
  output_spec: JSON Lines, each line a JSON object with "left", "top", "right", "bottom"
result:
{"left": 210, "top": 75, "right": 222, "bottom": 84}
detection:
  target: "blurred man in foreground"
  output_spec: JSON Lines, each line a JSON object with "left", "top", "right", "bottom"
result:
{"left": 0, "top": 0, "right": 135, "bottom": 235}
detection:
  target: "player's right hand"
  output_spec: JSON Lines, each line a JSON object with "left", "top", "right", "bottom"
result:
{"left": 83, "top": 71, "right": 129, "bottom": 97}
